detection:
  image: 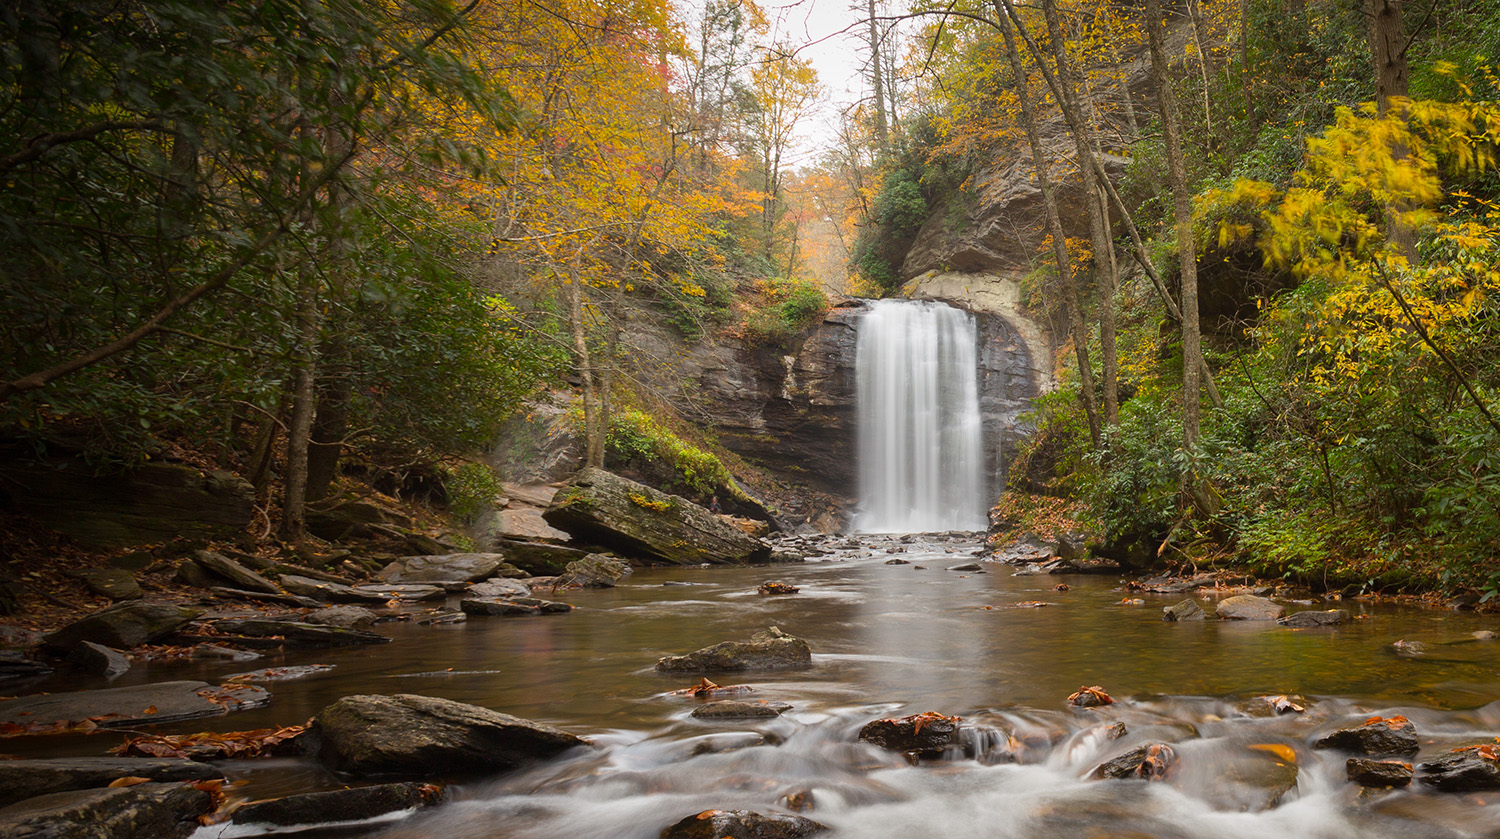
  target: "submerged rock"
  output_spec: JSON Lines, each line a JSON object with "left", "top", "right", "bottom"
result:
{"left": 42, "top": 602, "right": 202, "bottom": 654}
{"left": 543, "top": 468, "right": 770, "bottom": 565}
{"left": 459, "top": 596, "right": 572, "bottom": 616}
{"left": 228, "top": 782, "right": 445, "bottom": 830}
{"left": 0, "top": 757, "right": 222, "bottom": 809}
{"left": 858, "top": 712, "right": 961, "bottom": 756}
{"left": 1279, "top": 609, "right": 1351, "bottom": 628}
{"left": 1162, "top": 599, "right": 1205, "bottom": 621}
{"left": 660, "top": 809, "right": 827, "bottom": 839}
{"left": 655, "top": 627, "right": 812, "bottom": 672}
{"left": 1314, "top": 716, "right": 1419, "bottom": 756}
{"left": 308, "top": 693, "right": 587, "bottom": 777}
{"left": 1417, "top": 746, "right": 1500, "bottom": 791}
{"left": 1347, "top": 758, "right": 1413, "bottom": 788}
{"left": 209, "top": 619, "right": 389, "bottom": 648}
{"left": 1216, "top": 595, "right": 1285, "bottom": 621}
{"left": 0, "top": 782, "right": 214, "bottom": 839}
{"left": 0, "top": 680, "right": 269, "bottom": 730}
{"left": 690, "top": 700, "right": 792, "bottom": 719}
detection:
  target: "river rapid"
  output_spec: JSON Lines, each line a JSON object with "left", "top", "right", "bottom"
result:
{"left": 41, "top": 533, "right": 1500, "bottom": 838}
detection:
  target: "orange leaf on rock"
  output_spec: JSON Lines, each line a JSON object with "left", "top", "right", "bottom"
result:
{"left": 107, "top": 776, "right": 151, "bottom": 788}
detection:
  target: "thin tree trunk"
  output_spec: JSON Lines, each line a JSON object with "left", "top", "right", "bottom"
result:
{"left": 1145, "top": 0, "right": 1203, "bottom": 448}
{"left": 567, "top": 269, "right": 603, "bottom": 468}
{"left": 996, "top": 6, "right": 1101, "bottom": 447}
{"left": 867, "top": 0, "right": 889, "bottom": 155}
{"left": 280, "top": 265, "right": 320, "bottom": 540}
{"left": 1186, "top": 0, "right": 1214, "bottom": 137}
{"left": 1367, "top": 0, "right": 1414, "bottom": 258}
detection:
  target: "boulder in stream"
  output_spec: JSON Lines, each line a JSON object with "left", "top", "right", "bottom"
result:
{"left": 857, "top": 712, "right": 961, "bottom": 756}
{"left": 543, "top": 468, "right": 770, "bottom": 565}
{"left": 228, "top": 782, "right": 445, "bottom": 831}
{"left": 308, "top": 693, "right": 588, "bottom": 777}
{"left": 1215, "top": 595, "right": 1285, "bottom": 621}
{"left": 41, "top": 602, "right": 203, "bottom": 654}
{"left": 493, "top": 540, "right": 587, "bottom": 576}
{"left": 67, "top": 641, "right": 130, "bottom": 679}
{"left": 305, "top": 605, "right": 379, "bottom": 628}
{"left": 378, "top": 553, "right": 515, "bottom": 584}
{"left": 208, "top": 619, "right": 390, "bottom": 648}
{"left": 1162, "top": 600, "right": 1205, "bottom": 621}
{"left": 1090, "top": 743, "right": 1177, "bottom": 780}
{"left": 460, "top": 596, "right": 572, "bottom": 616}
{"left": 0, "top": 782, "right": 215, "bottom": 839}
{"left": 556, "top": 553, "right": 632, "bottom": 588}
{"left": 1347, "top": 758, "right": 1413, "bottom": 788}
{"left": 1417, "top": 745, "right": 1500, "bottom": 791}
{"left": 0, "top": 757, "right": 223, "bottom": 809}
{"left": 690, "top": 700, "right": 792, "bottom": 719}
{"left": 0, "top": 680, "right": 269, "bottom": 730}
{"left": 1314, "top": 715, "right": 1420, "bottom": 756}
{"left": 468, "top": 578, "right": 531, "bottom": 599}
{"left": 661, "top": 809, "right": 827, "bottom": 839}
{"left": 655, "top": 627, "right": 812, "bottom": 672}
{"left": 1278, "top": 609, "right": 1351, "bottom": 628}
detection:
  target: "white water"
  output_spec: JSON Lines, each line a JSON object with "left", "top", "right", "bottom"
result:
{"left": 854, "top": 299, "right": 986, "bottom": 533}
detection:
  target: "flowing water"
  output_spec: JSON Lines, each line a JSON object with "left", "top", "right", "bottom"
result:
{"left": 21, "top": 534, "right": 1500, "bottom": 838}
{"left": 855, "top": 300, "right": 987, "bottom": 533}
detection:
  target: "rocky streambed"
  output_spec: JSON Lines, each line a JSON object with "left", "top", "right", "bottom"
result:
{"left": 3, "top": 533, "right": 1500, "bottom": 838}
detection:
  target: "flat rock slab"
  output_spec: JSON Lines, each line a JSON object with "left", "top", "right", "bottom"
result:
{"left": 210, "top": 587, "right": 319, "bottom": 608}
{"left": 67, "top": 642, "right": 130, "bottom": 679}
{"left": 460, "top": 597, "right": 572, "bottom": 616}
{"left": 209, "top": 619, "right": 390, "bottom": 648}
{"left": 1279, "top": 609, "right": 1351, "bottom": 628}
{"left": 661, "top": 809, "right": 827, "bottom": 839}
{"left": 193, "top": 551, "right": 279, "bottom": 594}
{"left": 354, "top": 584, "right": 446, "bottom": 602}
{"left": 229, "top": 781, "right": 444, "bottom": 830}
{"left": 379, "top": 553, "right": 512, "bottom": 584}
{"left": 309, "top": 693, "right": 588, "bottom": 777}
{"left": 0, "top": 782, "right": 215, "bottom": 839}
{"left": 67, "top": 569, "right": 143, "bottom": 601}
{"left": 493, "top": 541, "right": 587, "bottom": 576}
{"left": 305, "top": 605, "right": 379, "bottom": 628}
{"left": 1216, "top": 595, "right": 1286, "bottom": 621}
{"left": 656, "top": 628, "right": 812, "bottom": 673}
{"left": 468, "top": 579, "right": 531, "bottom": 599}
{"left": 280, "top": 575, "right": 391, "bottom": 605}
{"left": 0, "top": 757, "right": 223, "bottom": 809}
{"left": 42, "top": 602, "right": 203, "bottom": 654}
{"left": 690, "top": 700, "right": 793, "bottom": 719}
{"left": 0, "top": 681, "right": 270, "bottom": 732}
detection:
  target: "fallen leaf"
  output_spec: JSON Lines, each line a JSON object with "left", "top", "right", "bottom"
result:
{"left": 1249, "top": 743, "right": 1298, "bottom": 764}
{"left": 108, "top": 776, "right": 151, "bottom": 788}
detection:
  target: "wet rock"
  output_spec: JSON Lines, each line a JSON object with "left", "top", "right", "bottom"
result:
{"left": 1162, "top": 600, "right": 1205, "bottom": 621}
{"left": 192, "top": 550, "right": 279, "bottom": 593}
{"left": 278, "top": 575, "right": 389, "bottom": 605}
{"left": 0, "top": 652, "right": 53, "bottom": 682}
{"left": 378, "top": 553, "right": 512, "bottom": 584}
{"left": 305, "top": 605, "right": 379, "bottom": 629}
{"left": 858, "top": 711, "right": 961, "bottom": 756}
{"left": 41, "top": 602, "right": 203, "bottom": 654}
{"left": 884, "top": 558, "right": 909, "bottom": 565}
{"left": 1314, "top": 716, "right": 1420, "bottom": 756}
{"left": 225, "top": 664, "right": 336, "bottom": 683}
{"left": 1417, "top": 746, "right": 1500, "bottom": 791}
{"left": 948, "top": 562, "right": 982, "bottom": 571}
{"left": 353, "top": 583, "right": 446, "bottom": 602}
{"left": 468, "top": 578, "right": 531, "bottom": 599}
{"left": 1279, "top": 609, "right": 1351, "bottom": 628}
{"left": 655, "top": 627, "right": 813, "bottom": 672}
{"left": 1347, "top": 758, "right": 1413, "bottom": 788}
{"left": 460, "top": 596, "right": 572, "bottom": 616}
{"left": 1215, "top": 595, "right": 1285, "bottom": 621}
{"left": 0, "top": 757, "right": 223, "bottom": 808}
{"left": 1473, "top": 630, "right": 1498, "bottom": 640}
{"left": 1390, "top": 639, "right": 1430, "bottom": 656}
{"left": 660, "top": 809, "right": 827, "bottom": 839}
{"left": 556, "top": 554, "right": 632, "bottom": 588}
{"left": 66, "top": 569, "right": 143, "bottom": 602}
{"left": 690, "top": 700, "right": 792, "bottom": 719}
{"left": 190, "top": 644, "right": 261, "bottom": 662}
{"left": 492, "top": 541, "right": 587, "bottom": 576}
{"left": 1236, "top": 694, "right": 1307, "bottom": 717}
{"left": 208, "top": 619, "right": 390, "bottom": 647}
{"left": 1068, "top": 686, "right": 1114, "bottom": 707}
{"left": 543, "top": 468, "right": 770, "bottom": 565}
{"left": 757, "top": 581, "right": 800, "bottom": 595}
{"left": 209, "top": 587, "right": 319, "bottom": 608}
{"left": 228, "top": 781, "right": 444, "bottom": 830}
{"left": 0, "top": 680, "right": 269, "bottom": 729}
{"left": 1090, "top": 743, "right": 1177, "bottom": 780}
{"left": 308, "top": 693, "right": 587, "bottom": 777}
{"left": 67, "top": 641, "right": 130, "bottom": 679}
{"left": 415, "top": 609, "right": 466, "bottom": 625}
{"left": 0, "top": 782, "right": 214, "bottom": 839}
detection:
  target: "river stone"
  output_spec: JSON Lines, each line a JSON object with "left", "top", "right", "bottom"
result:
{"left": 1315, "top": 717, "right": 1420, "bottom": 756}
{"left": 66, "top": 569, "right": 143, "bottom": 601}
{"left": 948, "top": 562, "right": 982, "bottom": 571}
{"left": 1216, "top": 595, "right": 1285, "bottom": 621}
{"left": 0, "top": 652, "right": 53, "bottom": 682}
{"left": 305, "top": 605, "right": 379, "bottom": 628}
{"left": 42, "top": 602, "right": 203, "bottom": 654}
{"left": 353, "top": 583, "right": 446, "bottom": 602}
{"left": 469, "top": 578, "right": 531, "bottom": 599}
{"left": 279, "top": 575, "right": 390, "bottom": 605}
{"left": 1417, "top": 747, "right": 1500, "bottom": 791}
{"left": 67, "top": 641, "right": 130, "bottom": 679}
{"left": 1090, "top": 743, "right": 1177, "bottom": 780}
{"left": 543, "top": 468, "right": 770, "bottom": 565}
{"left": 378, "top": 554, "right": 509, "bottom": 584}
{"left": 192, "top": 551, "right": 279, "bottom": 593}
{"left": 459, "top": 596, "right": 571, "bottom": 616}
{"left": 1279, "top": 609, "right": 1351, "bottom": 628}
{"left": 661, "top": 809, "right": 827, "bottom": 839}
{"left": 1347, "top": 758, "right": 1413, "bottom": 788}
{"left": 229, "top": 782, "right": 443, "bottom": 829}
{"left": 690, "top": 700, "right": 793, "bottom": 719}
{"left": 1162, "top": 599, "right": 1205, "bottom": 621}
{"left": 557, "top": 554, "right": 632, "bottom": 588}
{"left": 858, "top": 712, "right": 961, "bottom": 756}
{"left": 308, "top": 693, "right": 587, "bottom": 777}
{"left": 0, "top": 757, "right": 223, "bottom": 808}
{"left": 492, "top": 540, "right": 586, "bottom": 576}
{"left": 0, "top": 782, "right": 215, "bottom": 839}
{"left": 655, "top": 627, "right": 812, "bottom": 672}
{"left": 208, "top": 619, "right": 390, "bottom": 647}
{"left": 209, "top": 587, "right": 320, "bottom": 608}
{"left": 0, "top": 680, "right": 269, "bottom": 729}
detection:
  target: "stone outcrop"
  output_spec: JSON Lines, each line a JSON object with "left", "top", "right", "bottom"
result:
{"left": 307, "top": 693, "right": 587, "bottom": 777}
{"left": 0, "top": 758, "right": 223, "bottom": 809}
{"left": 0, "top": 455, "right": 253, "bottom": 548}
{"left": 0, "top": 782, "right": 215, "bottom": 839}
{"left": 491, "top": 541, "right": 588, "bottom": 576}
{"left": 207, "top": 619, "right": 389, "bottom": 648}
{"left": 544, "top": 468, "right": 769, "bottom": 565}
{"left": 655, "top": 627, "right": 812, "bottom": 672}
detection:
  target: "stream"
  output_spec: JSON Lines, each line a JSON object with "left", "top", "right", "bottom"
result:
{"left": 22, "top": 533, "right": 1500, "bottom": 838}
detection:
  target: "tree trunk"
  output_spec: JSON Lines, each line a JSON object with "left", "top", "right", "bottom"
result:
{"left": 305, "top": 358, "right": 348, "bottom": 504}
{"left": 1367, "top": 0, "right": 1413, "bottom": 258}
{"left": 1145, "top": 0, "right": 1203, "bottom": 449}
{"left": 867, "top": 0, "right": 889, "bottom": 155}
{"left": 996, "top": 5, "right": 1101, "bottom": 447}
{"left": 279, "top": 265, "right": 320, "bottom": 541}
{"left": 567, "top": 270, "right": 604, "bottom": 468}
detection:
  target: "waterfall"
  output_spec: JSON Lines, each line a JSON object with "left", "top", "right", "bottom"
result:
{"left": 854, "top": 299, "right": 987, "bottom": 533}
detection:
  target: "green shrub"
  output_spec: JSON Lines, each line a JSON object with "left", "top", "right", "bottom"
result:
{"left": 443, "top": 461, "right": 503, "bottom": 524}
{"left": 741, "top": 278, "right": 828, "bottom": 347}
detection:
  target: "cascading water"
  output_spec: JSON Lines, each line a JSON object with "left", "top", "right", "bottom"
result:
{"left": 854, "top": 299, "right": 986, "bottom": 533}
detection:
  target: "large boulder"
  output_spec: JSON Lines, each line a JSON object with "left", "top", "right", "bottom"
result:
{"left": 0, "top": 783, "right": 215, "bottom": 839}
{"left": 0, "top": 457, "right": 253, "bottom": 548}
{"left": 1216, "top": 595, "right": 1285, "bottom": 621}
{"left": 661, "top": 809, "right": 827, "bottom": 839}
{"left": 307, "top": 694, "right": 587, "bottom": 777}
{"left": 378, "top": 553, "right": 513, "bottom": 584}
{"left": 1315, "top": 716, "right": 1420, "bottom": 756}
{"left": 0, "top": 758, "right": 222, "bottom": 809}
{"left": 655, "top": 627, "right": 812, "bottom": 672}
{"left": 42, "top": 602, "right": 202, "bottom": 654}
{"left": 1418, "top": 746, "right": 1500, "bottom": 791}
{"left": 543, "top": 468, "right": 769, "bottom": 565}
{"left": 858, "top": 712, "right": 962, "bottom": 756}
{"left": 556, "top": 554, "right": 632, "bottom": 588}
